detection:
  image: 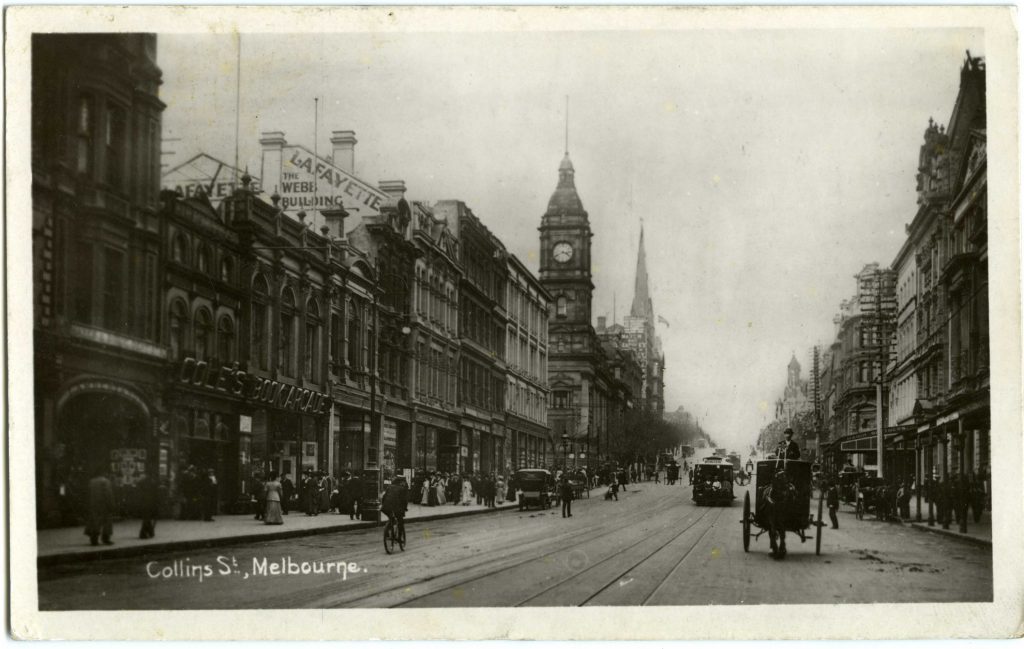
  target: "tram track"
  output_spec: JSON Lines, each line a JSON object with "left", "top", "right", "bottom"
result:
{"left": 300, "top": 488, "right": 686, "bottom": 608}
{"left": 513, "top": 507, "right": 715, "bottom": 607}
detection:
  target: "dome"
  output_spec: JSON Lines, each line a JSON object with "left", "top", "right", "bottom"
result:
{"left": 545, "top": 152, "right": 586, "bottom": 216}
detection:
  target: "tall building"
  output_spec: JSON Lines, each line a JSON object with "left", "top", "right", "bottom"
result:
{"left": 621, "top": 228, "right": 666, "bottom": 415}
{"left": 505, "top": 255, "right": 552, "bottom": 470}
{"left": 775, "top": 353, "right": 812, "bottom": 423}
{"left": 32, "top": 34, "right": 167, "bottom": 526}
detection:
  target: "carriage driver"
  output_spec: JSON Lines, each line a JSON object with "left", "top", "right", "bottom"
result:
{"left": 778, "top": 428, "right": 801, "bottom": 460}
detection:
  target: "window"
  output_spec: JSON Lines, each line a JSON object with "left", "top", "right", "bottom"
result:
{"left": 553, "top": 390, "right": 570, "bottom": 409}
{"left": 347, "top": 303, "right": 361, "bottom": 371}
{"left": 217, "top": 316, "right": 235, "bottom": 362}
{"left": 169, "top": 300, "right": 187, "bottom": 360}
{"left": 105, "top": 104, "right": 126, "bottom": 190}
{"left": 305, "top": 298, "right": 321, "bottom": 382}
{"left": 330, "top": 314, "right": 342, "bottom": 375}
{"left": 194, "top": 308, "right": 212, "bottom": 360}
{"left": 556, "top": 296, "right": 567, "bottom": 318}
{"left": 172, "top": 233, "right": 187, "bottom": 264}
{"left": 196, "top": 245, "right": 210, "bottom": 274}
{"left": 76, "top": 95, "right": 93, "bottom": 175}
{"left": 220, "top": 257, "right": 233, "bottom": 283}
{"left": 101, "top": 248, "right": 125, "bottom": 331}
{"left": 252, "top": 275, "right": 269, "bottom": 370}
{"left": 71, "top": 240, "right": 93, "bottom": 323}
{"left": 280, "top": 289, "right": 296, "bottom": 376}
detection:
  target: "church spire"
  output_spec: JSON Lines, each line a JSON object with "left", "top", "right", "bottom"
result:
{"left": 630, "top": 225, "right": 653, "bottom": 320}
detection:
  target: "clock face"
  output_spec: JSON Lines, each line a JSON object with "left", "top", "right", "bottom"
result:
{"left": 553, "top": 242, "right": 574, "bottom": 263}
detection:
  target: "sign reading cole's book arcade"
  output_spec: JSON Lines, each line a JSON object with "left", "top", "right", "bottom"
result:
{"left": 178, "top": 357, "right": 331, "bottom": 416}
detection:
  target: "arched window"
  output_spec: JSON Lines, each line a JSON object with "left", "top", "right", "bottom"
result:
{"left": 220, "top": 256, "right": 233, "bottom": 283}
{"left": 251, "top": 274, "right": 269, "bottom": 370}
{"left": 196, "top": 245, "right": 211, "bottom": 274}
{"left": 556, "top": 295, "right": 568, "bottom": 318}
{"left": 193, "top": 308, "right": 212, "bottom": 360}
{"left": 169, "top": 299, "right": 187, "bottom": 360}
{"left": 171, "top": 233, "right": 187, "bottom": 264}
{"left": 279, "top": 288, "right": 296, "bottom": 376}
{"left": 347, "top": 299, "right": 361, "bottom": 371}
{"left": 217, "top": 315, "right": 235, "bottom": 363}
{"left": 304, "top": 297, "right": 321, "bottom": 381}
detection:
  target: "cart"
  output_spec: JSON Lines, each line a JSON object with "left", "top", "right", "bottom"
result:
{"left": 741, "top": 459, "right": 825, "bottom": 557}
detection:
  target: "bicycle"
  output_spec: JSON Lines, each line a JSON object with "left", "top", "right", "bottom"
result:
{"left": 383, "top": 514, "right": 406, "bottom": 554}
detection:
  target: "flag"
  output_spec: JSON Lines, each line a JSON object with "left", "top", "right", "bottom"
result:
{"left": 657, "top": 315, "right": 670, "bottom": 327}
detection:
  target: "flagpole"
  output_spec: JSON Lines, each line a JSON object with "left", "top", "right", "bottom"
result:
{"left": 233, "top": 33, "right": 242, "bottom": 189}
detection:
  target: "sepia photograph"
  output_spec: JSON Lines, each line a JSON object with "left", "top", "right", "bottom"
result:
{"left": 6, "top": 5, "right": 1021, "bottom": 641}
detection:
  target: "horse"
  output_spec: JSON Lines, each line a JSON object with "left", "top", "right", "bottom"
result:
{"left": 761, "top": 470, "right": 799, "bottom": 560}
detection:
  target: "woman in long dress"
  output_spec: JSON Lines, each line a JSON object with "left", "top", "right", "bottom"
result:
{"left": 419, "top": 476, "right": 430, "bottom": 506}
{"left": 461, "top": 475, "right": 474, "bottom": 506}
{"left": 436, "top": 474, "right": 447, "bottom": 505}
{"left": 495, "top": 475, "right": 506, "bottom": 505}
{"left": 264, "top": 472, "right": 284, "bottom": 525}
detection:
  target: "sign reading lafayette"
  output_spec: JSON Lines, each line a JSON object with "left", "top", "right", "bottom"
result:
{"left": 178, "top": 358, "right": 331, "bottom": 416}
{"left": 280, "top": 147, "right": 384, "bottom": 213}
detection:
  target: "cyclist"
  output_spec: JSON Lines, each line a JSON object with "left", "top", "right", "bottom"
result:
{"left": 381, "top": 475, "right": 409, "bottom": 538}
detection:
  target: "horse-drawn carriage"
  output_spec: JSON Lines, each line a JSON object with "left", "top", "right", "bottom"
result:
{"left": 854, "top": 476, "right": 887, "bottom": 519}
{"left": 740, "top": 459, "right": 825, "bottom": 558}
{"left": 837, "top": 467, "right": 865, "bottom": 504}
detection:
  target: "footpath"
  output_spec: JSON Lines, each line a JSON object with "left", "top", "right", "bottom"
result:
{"left": 838, "top": 497, "right": 991, "bottom": 547}
{"left": 37, "top": 500, "right": 518, "bottom": 566}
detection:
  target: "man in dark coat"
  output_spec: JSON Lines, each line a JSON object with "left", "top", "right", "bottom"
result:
{"left": 252, "top": 472, "right": 266, "bottom": 521}
{"left": 825, "top": 480, "right": 840, "bottom": 529}
{"left": 302, "top": 469, "right": 318, "bottom": 516}
{"left": 778, "top": 428, "right": 801, "bottom": 460}
{"left": 473, "top": 473, "right": 483, "bottom": 506}
{"left": 137, "top": 472, "right": 161, "bottom": 539}
{"left": 85, "top": 470, "right": 115, "bottom": 545}
{"left": 281, "top": 473, "right": 294, "bottom": 515}
{"left": 559, "top": 475, "right": 574, "bottom": 518}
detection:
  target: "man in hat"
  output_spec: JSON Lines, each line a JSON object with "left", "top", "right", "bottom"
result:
{"left": 778, "top": 428, "right": 801, "bottom": 460}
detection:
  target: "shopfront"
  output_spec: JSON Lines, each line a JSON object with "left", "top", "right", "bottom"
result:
{"left": 172, "top": 357, "right": 331, "bottom": 512}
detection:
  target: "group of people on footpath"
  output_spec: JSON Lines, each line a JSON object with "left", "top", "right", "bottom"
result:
{"left": 413, "top": 472, "right": 508, "bottom": 508}
{"left": 251, "top": 469, "right": 367, "bottom": 524}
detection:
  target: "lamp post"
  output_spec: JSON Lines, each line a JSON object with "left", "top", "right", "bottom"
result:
{"left": 561, "top": 433, "right": 569, "bottom": 469}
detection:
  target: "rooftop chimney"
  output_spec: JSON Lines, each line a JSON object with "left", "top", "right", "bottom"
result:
{"left": 378, "top": 180, "right": 407, "bottom": 201}
{"left": 321, "top": 206, "right": 349, "bottom": 240}
{"left": 330, "top": 130, "right": 357, "bottom": 174}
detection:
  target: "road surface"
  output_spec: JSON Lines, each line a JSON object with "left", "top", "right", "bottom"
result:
{"left": 38, "top": 481, "right": 991, "bottom": 609}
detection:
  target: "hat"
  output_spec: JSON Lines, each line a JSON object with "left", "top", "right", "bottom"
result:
{"left": 784, "top": 428, "right": 795, "bottom": 437}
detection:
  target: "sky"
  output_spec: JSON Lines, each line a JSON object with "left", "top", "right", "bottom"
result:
{"left": 159, "top": 28, "right": 983, "bottom": 452}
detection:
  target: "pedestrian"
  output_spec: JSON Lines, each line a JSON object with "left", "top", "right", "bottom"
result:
{"left": 263, "top": 471, "right": 284, "bottom": 525}
{"left": 654, "top": 468, "right": 661, "bottom": 484}
{"left": 898, "top": 480, "right": 912, "bottom": 520}
{"left": 302, "top": 469, "right": 318, "bottom": 516}
{"left": 435, "top": 473, "right": 448, "bottom": 505}
{"left": 252, "top": 472, "right": 266, "bottom": 521}
{"left": 474, "top": 473, "right": 483, "bottom": 506}
{"left": 202, "top": 468, "right": 218, "bottom": 521}
{"left": 318, "top": 471, "right": 332, "bottom": 513}
{"left": 461, "top": 474, "right": 474, "bottom": 506}
{"left": 496, "top": 474, "right": 506, "bottom": 506}
{"left": 560, "top": 475, "right": 574, "bottom": 518}
{"left": 281, "top": 472, "right": 294, "bottom": 515}
{"left": 351, "top": 473, "right": 363, "bottom": 520}
{"left": 826, "top": 481, "right": 840, "bottom": 529}
{"left": 137, "top": 471, "right": 161, "bottom": 540}
{"left": 84, "top": 469, "right": 115, "bottom": 546}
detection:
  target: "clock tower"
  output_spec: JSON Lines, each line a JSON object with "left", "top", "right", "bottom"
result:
{"left": 539, "top": 152, "right": 594, "bottom": 326}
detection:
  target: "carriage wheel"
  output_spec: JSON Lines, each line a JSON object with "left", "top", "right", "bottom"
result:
{"left": 742, "top": 491, "right": 751, "bottom": 552}
{"left": 816, "top": 491, "right": 824, "bottom": 556}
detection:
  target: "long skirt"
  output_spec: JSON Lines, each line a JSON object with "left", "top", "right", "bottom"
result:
{"left": 496, "top": 484, "right": 505, "bottom": 505}
{"left": 436, "top": 484, "right": 447, "bottom": 506}
{"left": 265, "top": 500, "right": 284, "bottom": 524}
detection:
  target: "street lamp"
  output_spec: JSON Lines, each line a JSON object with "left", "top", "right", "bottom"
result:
{"left": 561, "top": 433, "right": 569, "bottom": 468}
